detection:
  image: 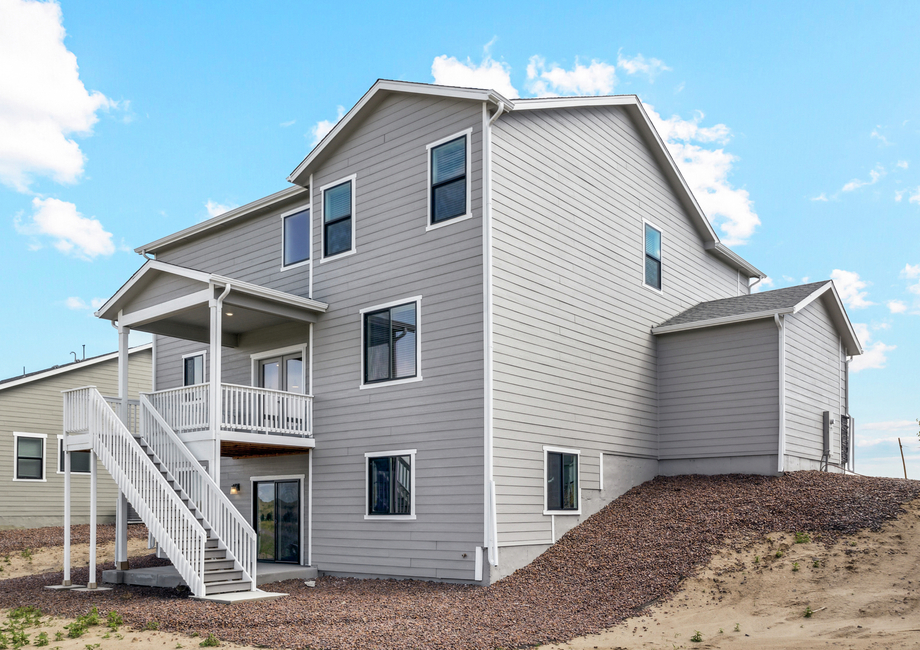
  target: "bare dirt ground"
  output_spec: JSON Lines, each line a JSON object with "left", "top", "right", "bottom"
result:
{"left": 0, "top": 538, "right": 151, "bottom": 580}
{"left": 545, "top": 496, "right": 920, "bottom": 650}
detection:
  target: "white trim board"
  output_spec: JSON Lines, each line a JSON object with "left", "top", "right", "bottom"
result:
{"left": 542, "top": 445, "right": 582, "bottom": 516}
{"left": 359, "top": 296, "right": 422, "bottom": 390}
{"left": 249, "top": 474, "right": 307, "bottom": 566}
{"left": 364, "top": 449, "right": 417, "bottom": 521}
{"left": 13, "top": 432, "right": 47, "bottom": 482}
{"left": 0, "top": 343, "right": 152, "bottom": 394}
{"left": 426, "top": 127, "right": 473, "bottom": 230}
{"left": 318, "top": 174, "right": 357, "bottom": 263}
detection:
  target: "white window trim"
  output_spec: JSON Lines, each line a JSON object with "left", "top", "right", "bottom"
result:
{"left": 249, "top": 344, "right": 309, "bottom": 394}
{"left": 426, "top": 128, "right": 473, "bottom": 231}
{"left": 279, "top": 204, "right": 312, "bottom": 271}
{"left": 641, "top": 219, "right": 664, "bottom": 295}
{"left": 543, "top": 445, "right": 581, "bottom": 516}
{"left": 249, "top": 474, "right": 306, "bottom": 566}
{"left": 182, "top": 350, "right": 208, "bottom": 386}
{"left": 319, "top": 173, "right": 357, "bottom": 263}
{"left": 56, "top": 435, "right": 90, "bottom": 475}
{"left": 13, "top": 432, "right": 46, "bottom": 482}
{"left": 364, "top": 449, "right": 417, "bottom": 521}
{"left": 359, "top": 296, "right": 423, "bottom": 390}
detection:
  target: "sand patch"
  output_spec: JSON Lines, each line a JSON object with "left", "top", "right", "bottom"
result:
{"left": 0, "top": 538, "right": 152, "bottom": 580}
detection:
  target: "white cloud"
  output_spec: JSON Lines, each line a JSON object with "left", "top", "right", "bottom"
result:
{"left": 849, "top": 322, "right": 895, "bottom": 372}
{"left": 855, "top": 420, "right": 918, "bottom": 447}
{"left": 910, "top": 187, "right": 920, "bottom": 205}
{"left": 0, "top": 0, "right": 116, "bottom": 191}
{"left": 830, "top": 269, "right": 874, "bottom": 308}
{"left": 751, "top": 276, "right": 774, "bottom": 293}
{"left": 65, "top": 296, "right": 104, "bottom": 310}
{"left": 431, "top": 54, "right": 518, "bottom": 99}
{"left": 204, "top": 199, "right": 237, "bottom": 219}
{"left": 645, "top": 105, "right": 758, "bottom": 245}
{"left": 895, "top": 189, "right": 907, "bottom": 202}
{"left": 280, "top": 120, "right": 295, "bottom": 128}
{"left": 309, "top": 105, "right": 346, "bottom": 147}
{"left": 810, "top": 192, "right": 829, "bottom": 202}
{"left": 842, "top": 166, "right": 885, "bottom": 192}
{"left": 870, "top": 127, "right": 892, "bottom": 146}
{"left": 526, "top": 56, "right": 618, "bottom": 97}
{"left": 674, "top": 81, "right": 685, "bottom": 94}
{"left": 900, "top": 263, "right": 920, "bottom": 296}
{"left": 801, "top": 276, "right": 810, "bottom": 283}
{"left": 896, "top": 160, "right": 908, "bottom": 169}
{"left": 14, "top": 196, "right": 114, "bottom": 259}
{"left": 616, "top": 51, "right": 671, "bottom": 81}
{"left": 887, "top": 299, "right": 907, "bottom": 314}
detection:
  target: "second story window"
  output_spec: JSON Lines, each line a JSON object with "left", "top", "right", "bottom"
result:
{"left": 183, "top": 351, "right": 205, "bottom": 386}
{"left": 362, "top": 299, "right": 419, "bottom": 385}
{"left": 322, "top": 177, "right": 355, "bottom": 259}
{"left": 644, "top": 223, "right": 662, "bottom": 291}
{"left": 428, "top": 130, "right": 471, "bottom": 226}
{"left": 282, "top": 208, "right": 310, "bottom": 267}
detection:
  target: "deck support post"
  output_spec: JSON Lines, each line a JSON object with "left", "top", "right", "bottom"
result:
{"left": 209, "top": 283, "right": 230, "bottom": 483}
{"left": 63, "top": 446, "right": 72, "bottom": 586}
{"left": 115, "top": 323, "right": 130, "bottom": 570}
{"left": 88, "top": 451, "right": 97, "bottom": 589}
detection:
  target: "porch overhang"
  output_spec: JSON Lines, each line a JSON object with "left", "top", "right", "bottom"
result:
{"left": 95, "top": 260, "right": 328, "bottom": 347}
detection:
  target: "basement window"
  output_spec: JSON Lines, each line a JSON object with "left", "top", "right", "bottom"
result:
{"left": 544, "top": 447, "right": 580, "bottom": 514}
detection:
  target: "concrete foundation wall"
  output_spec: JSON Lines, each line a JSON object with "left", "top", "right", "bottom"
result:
{"left": 658, "top": 455, "right": 779, "bottom": 476}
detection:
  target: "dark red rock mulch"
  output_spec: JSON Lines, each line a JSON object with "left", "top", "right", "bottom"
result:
{"left": 0, "top": 523, "right": 149, "bottom": 555}
{"left": 1, "top": 471, "right": 917, "bottom": 650}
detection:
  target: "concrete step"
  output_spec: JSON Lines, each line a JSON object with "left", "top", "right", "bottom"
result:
{"left": 204, "top": 569, "right": 243, "bottom": 583}
{"left": 205, "top": 579, "right": 252, "bottom": 595}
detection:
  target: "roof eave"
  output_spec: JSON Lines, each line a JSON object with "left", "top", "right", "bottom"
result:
{"left": 651, "top": 307, "right": 795, "bottom": 335}
{"left": 791, "top": 282, "right": 864, "bottom": 355}
{"left": 704, "top": 242, "right": 766, "bottom": 279}
{"left": 0, "top": 343, "right": 153, "bottom": 393}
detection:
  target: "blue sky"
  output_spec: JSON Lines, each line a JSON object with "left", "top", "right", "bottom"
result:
{"left": 1, "top": 1, "right": 918, "bottom": 477}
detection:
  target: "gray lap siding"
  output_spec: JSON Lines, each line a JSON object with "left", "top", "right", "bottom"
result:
{"left": 155, "top": 92, "right": 486, "bottom": 580}
{"left": 490, "top": 105, "right": 747, "bottom": 547}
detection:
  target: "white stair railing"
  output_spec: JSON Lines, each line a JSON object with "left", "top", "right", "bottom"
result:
{"left": 63, "top": 386, "right": 207, "bottom": 597}
{"left": 139, "top": 394, "right": 256, "bottom": 587}
{"left": 145, "top": 384, "right": 210, "bottom": 433}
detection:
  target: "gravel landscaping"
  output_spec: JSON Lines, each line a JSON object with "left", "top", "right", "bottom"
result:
{"left": 0, "top": 523, "right": 149, "bottom": 556}
{"left": 1, "top": 471, "right": 918, "bottom": 650}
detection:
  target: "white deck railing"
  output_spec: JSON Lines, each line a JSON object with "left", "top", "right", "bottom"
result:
{"left": 145, "top": 383, "right": 313, "bottom": 438}
{"left": 140, "top": 394, "right": 256, "bottom": 587}
{"left": 103, "top": 397, "right": 140, "bottom": 435}
{"left": 63, "top": 386, "right": 207, "bottom": 596}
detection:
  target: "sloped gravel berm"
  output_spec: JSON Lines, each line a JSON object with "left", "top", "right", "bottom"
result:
{"left": 0, "top": 523, "right": 149, "bottom": 556}
{"left": 2, "top": 472, "right": 918, "bottom": 650}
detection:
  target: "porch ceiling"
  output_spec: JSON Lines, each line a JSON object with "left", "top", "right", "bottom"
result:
{"left": 95, "top": 260, "right": 328, "bottom": 347}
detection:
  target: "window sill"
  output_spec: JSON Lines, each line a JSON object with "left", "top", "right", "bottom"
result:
{"left": 543, "top": 509, "right": 581, "bottom": 516}
{"left": 13, "top": 478, "right": 46, "bottom": 483}
{"left": 426, "top": 213, "right": 473, "bottom": 232}
{"left": 320, "top": 249, "right": 356, "bottom": 264}
{"left": 56, "top": 471, "right": 91, "bottom": 476}
{"left": 364, "top": 515, "right": 417, "bottom": 521}
{"left": 360, "top": 375, "right": 423, "bottom": 390}
{"left": 641, "top": 280, "right": 664, "bottom": 295}
{"left": 280, "top": 259, "right": 310, "bottom": 272}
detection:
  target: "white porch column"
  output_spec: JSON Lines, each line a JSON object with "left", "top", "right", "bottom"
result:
{"left": 63, "top": 446, "right": 71, "bottom": 586}
{"left": 115, "top": 323, "right": 130, "bottom": 570}
{"left": 208, "top": 286, "right": 227, "bottom": 482}
{"left": 88, "top": 451, "right": 97, "bottom": 589}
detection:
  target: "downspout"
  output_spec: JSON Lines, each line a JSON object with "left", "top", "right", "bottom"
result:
{"left": 749, "top": 276, "right": 764, "bottom": 293}
{"left": 774, "top": 314, "right": 785, "bottom": 473}
{"left": 140, "top": 249, "right": 154, "bottom": 260}
{"left": 483, "top": 100, "right": 506, "bottom": 571}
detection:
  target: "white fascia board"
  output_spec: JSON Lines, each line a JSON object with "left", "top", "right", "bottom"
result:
{"left": 704, "top": 242, "right": 767, "bottom": 279}
{"left": 137, "top": 186, "right": 309, "bottom": 255}
{"left": 0, "top": 344, "right": 153, "bottom": 394}
{"left": 288, "top": 79, "right": 508, "bottom": 184}
{"left": 791, "top": 282, "right": 864, "bottom": 356}
{"left": 511, "top": 94, "right": 639, "bottom": 111}
{"left": 95, "top": 260, "right": 211, "bottom": 320}
{"left": 210, "top": 275, "right": 328, "bottom": 313}
{"left": 651, "top": 308, "right": 795, "bottom": 335}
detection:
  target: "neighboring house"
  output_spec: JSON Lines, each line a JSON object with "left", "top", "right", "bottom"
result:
{"left": 1, "top": 345, "right": 152, "bottom": 528}
{"left": 61, "top": 80, "right": 862, "bottom": 598}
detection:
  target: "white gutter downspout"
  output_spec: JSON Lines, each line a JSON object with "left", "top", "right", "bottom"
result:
{"left": 774, "top": 314, "right": 786, "bottom": 473}
{"left": 749, "top": 276, "right": 764, "bottom": 293}
{"left": 209, "top": 282, "right": 232, "bottom": 482}
{"left": 483, "top": 101, "right": 506, "bottom": 572}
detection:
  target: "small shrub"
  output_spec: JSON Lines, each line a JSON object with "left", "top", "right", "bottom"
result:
{"left": 795, "top": 532, "right": 811, "bottom": 544}
{"left": 775, "top": 550, "right": 783, "bottom": 558}
{"left": 792, "top": 562, "right": 800, "bottom": 572}
{"left": 690, "top": 630, "right": 703, "bottom": 643}
{"left": 754, "top": 555, "right": 760, "bottom": 564}
{"left": 804, "top": 606, "right": 814, "bottom": 618}
{"left": 66, "top": 621, "right": 87, "bottom": 639}
{"left": 54, "top": 632, "right": 64, "bottom": 641}
{"left": 813, "top": 560, "right": 820, "bottom": 568}
{"left": 83, "top": 607, "right": 100, "bottom": 627}
{"left": 106, "top": 611, "right": 123, "bottom": 631}
{"left": 144, "top": 621, "right": 159, "bottom": 631}
{"left": 34, "top": 631, "right": 49, "bottom": 647}
{"left": 734, "top": 623, "right": 740, "bottom": 632}
{"left": 199, "top": 633, "right": 220, "bottom": 647}
{"left": 19, "top": 549, "right": 32, "bottom": 561}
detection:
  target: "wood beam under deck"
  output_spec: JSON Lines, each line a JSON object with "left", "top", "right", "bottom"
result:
{"left": 220, "top": 441, "right": 312, "bottom": 459}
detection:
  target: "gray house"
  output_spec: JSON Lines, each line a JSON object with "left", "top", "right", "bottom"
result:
{"left": 58, "top": 80, "right": 862, "bottom": 598}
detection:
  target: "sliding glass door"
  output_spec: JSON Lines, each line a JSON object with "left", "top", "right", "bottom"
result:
{"left": 254, "top": 480, "right": 300, "bottom": 563}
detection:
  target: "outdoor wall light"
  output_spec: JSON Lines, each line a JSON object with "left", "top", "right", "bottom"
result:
{"left": 225, "top": 312, "right": 234, "bottom": 317}
{"left": 230, "top": 483, "right": 241, "bottom": 494}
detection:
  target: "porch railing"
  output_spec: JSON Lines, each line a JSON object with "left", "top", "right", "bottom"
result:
{"left": 144, "top": 383, "right": 313, "bottom": 438}
{"left": 103, "top": 397, "right": 140, "bottom": 435}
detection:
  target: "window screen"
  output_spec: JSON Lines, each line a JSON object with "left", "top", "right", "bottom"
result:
{"left": 324, "top": 180, "right": 353, "bottom": 257}
{"left": 430, "top": 136, "right": 467, "bottom": 224}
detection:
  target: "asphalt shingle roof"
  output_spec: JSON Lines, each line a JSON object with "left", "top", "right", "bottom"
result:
{"left": 656, "top": 280, "right": 831, "bottom": 329}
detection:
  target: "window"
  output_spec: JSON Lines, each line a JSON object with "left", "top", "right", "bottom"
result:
{"left": 58, "top": 438, "right": 91, "bottom": 474}
{"left": 365, "top": 450, "right": 416, "bottom": 519}
{"left": 321, "top": 176, "right": 355, "bottom": 259}
{"left": 428, "top": 130, "right": 471, "bottom": 227}
{"left": 544, "top": 447, "right": 579, "bottom": 513}
{"left": 644, "top": 222, "right": 662, "bottom": 291}
{"left": 183, "top": 351, "right": 206, "bottom": 386}
{"left": 14, "top": 433, "right": 45, "bottom": 481}
{"left": 361, "top": 298, "right": 420, "bottom": 387}
{"left": 282, "top": 208, "right": 310, "bottom": 268}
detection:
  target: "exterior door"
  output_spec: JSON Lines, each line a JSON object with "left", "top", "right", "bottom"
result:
{"left": 258, "top": 354, "right": 304, "bottom": 432}
{"left": 254, "top": 480, "right": 300, "bottom": 563}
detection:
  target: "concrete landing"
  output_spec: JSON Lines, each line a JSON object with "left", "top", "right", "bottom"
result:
{"left": 191, "top": 589, "right": 287, "bottom": 605}
{"left": 102, "top": 562, "right": 317, "bottom": 590}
